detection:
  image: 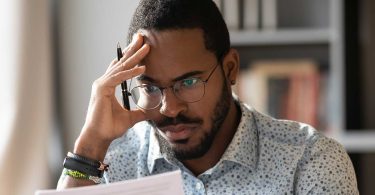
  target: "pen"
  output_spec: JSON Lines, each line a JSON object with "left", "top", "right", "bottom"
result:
{"left": 117, "top": 42, "right": 131, "bottom": 110}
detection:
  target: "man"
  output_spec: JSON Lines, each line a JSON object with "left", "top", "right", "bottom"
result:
{"left": 58, "top": 0, "right": 358, "bottom": 194}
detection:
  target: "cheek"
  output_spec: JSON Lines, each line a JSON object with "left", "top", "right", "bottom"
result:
{"left": 144, "top": 109, "right": 162, "bottom": 122}
{"left": 189, "top": 87, "right": 221, "bottom": 125}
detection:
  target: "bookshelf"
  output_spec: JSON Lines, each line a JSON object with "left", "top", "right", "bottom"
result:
{"left": 219, "top": 0, "right": 375, "bottom": 152}
{"left": 230, "top": 29, "right": 330, "bottom": 46}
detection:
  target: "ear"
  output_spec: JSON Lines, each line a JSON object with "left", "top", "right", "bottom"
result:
{"left": 221, "top": 48, "right": 240, "bottom": 86}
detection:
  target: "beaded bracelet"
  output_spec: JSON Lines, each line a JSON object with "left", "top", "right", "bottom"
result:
{"left": 63, "top": 168, "right": 101, "bottom": 184}
{"left": 64, "top": 168, "right": 89, "bottom": 179}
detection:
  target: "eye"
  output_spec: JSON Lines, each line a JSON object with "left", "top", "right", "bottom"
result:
{"left": 181, "top": 78, "right": 199, "bottom": 88}
{"left": 143, "top": 85, "right": 159, "bottom": 94}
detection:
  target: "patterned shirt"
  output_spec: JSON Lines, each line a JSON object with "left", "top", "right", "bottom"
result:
{"left": 101, "top": 102, "right": 358, "bottom": 194}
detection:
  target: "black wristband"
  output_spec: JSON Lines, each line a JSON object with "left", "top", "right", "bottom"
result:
{"left": 67, "top": 152, "right": 100, "bottom": 167}
{"left": 63, "top": 152, "right": 109, "bottom": 178}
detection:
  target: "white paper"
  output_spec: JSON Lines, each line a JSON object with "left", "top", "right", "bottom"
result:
{"left": 35, "top": 171, "right": 184, "bottom": 195}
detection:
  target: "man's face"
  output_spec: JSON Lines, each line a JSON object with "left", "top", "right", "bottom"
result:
{"left": 137, "top": 29, "right": 232, "bottom": 160}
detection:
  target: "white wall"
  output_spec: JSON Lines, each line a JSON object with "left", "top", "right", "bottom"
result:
{"left": 57, "top": 0, "right": 139, "bottom": 150}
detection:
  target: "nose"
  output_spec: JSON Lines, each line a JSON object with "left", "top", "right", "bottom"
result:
{"left": 159, "top": 88, "right": 187, "bottom": 118}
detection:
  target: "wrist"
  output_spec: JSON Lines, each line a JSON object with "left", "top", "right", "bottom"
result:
{"left": 73, "top": 133, "right": 111, "bottom": 162}
{"left": 63, "top": 152, "right": 109, "bottom": 178}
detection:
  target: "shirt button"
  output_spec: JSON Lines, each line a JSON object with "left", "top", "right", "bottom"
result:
{"left": 195, "top": 182, "right": 202, "bottom": 190}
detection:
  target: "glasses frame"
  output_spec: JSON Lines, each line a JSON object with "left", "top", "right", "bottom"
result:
{"left": 127, "top": 63, "right": 220, "bottom": 110}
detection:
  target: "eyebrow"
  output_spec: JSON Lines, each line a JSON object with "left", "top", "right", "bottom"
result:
{"left": 136, "top": 70, "right": 205, "bottom": 83}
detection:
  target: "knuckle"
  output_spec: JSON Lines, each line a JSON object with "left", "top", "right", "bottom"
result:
{"left": 128, "top": 43, "right": 137, "bottom": 53}
{"left": 121, "top": 62, "right": 127, "bottom": 68}
{"left": 109, "top": 74, "right": 119, "bottom": 82}
{"left": 133, "top": 54, "right": 141, "bottom": 62}
{"left": 120, "top": 62, "right": 128, "bottom": 70}
{"left": 124, "top": 44, "right": 131, "bottom": 52}
{"left": 128, "top": 55, "right": 140, "bottom": 65}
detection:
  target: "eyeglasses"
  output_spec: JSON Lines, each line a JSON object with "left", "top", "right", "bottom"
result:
{"left": 128, "top": 64, "right": 220, "bottom": 110}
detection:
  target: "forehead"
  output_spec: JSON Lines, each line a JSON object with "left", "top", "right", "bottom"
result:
{"left": 139, "top": 29, "right": 217, "bottom": 84}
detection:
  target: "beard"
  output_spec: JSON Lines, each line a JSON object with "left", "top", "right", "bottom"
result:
{"left": 148, "top": 79, "right": 231, "bottom": 161}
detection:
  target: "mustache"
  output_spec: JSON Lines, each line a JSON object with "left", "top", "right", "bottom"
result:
{"left": 154, "top": 114, "right": 203, "bottom": 128}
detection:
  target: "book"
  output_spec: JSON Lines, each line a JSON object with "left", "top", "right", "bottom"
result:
{"left": 243, "top": 0, "right": 260, "bottom": 30}
{"left": 267, "top": 77, "right": 289, "bottom": 119}
{"left": 35, "top": 171, "right": 184, "bottom": 195}
{"left": 223, "top": 0, "right": 240, "bottom": 30}
{"left": 261, "top": 0, "right": 277, "bottom": 30}
{"left": 236, "top": 59, "right": 322, "bottom": 128}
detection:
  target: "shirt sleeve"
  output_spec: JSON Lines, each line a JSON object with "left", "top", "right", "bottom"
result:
{"left": 294, "top": 136, "right": 359, "bottom": 194}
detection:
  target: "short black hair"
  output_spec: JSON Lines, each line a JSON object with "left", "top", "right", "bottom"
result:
{"left": 127, "top": 0, "right": 230, "bottom": 62}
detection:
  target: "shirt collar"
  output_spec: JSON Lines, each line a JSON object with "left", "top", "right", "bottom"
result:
{"left": 147, "top": 126, "right": 164, "bottom": 173}
{"left": 146, "top": 100, "right": 259, "bottom": 173}
{"left": 220, "top": 102, "right": 259, "bottom": 170}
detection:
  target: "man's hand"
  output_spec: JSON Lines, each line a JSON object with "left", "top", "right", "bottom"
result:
{"left": 58, "top": 34, "right": 149, "bottom": 189}
{"left": 75, "top": 33, "right": 150, "bottom": 163}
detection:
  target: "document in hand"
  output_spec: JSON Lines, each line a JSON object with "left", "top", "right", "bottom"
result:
{"left": 35, "top": 170, "right": 184, "bottom": 195}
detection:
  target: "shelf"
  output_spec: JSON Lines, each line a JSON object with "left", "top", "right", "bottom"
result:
{"left": 329, "top": 131, "right": 375, "bottom": 152}
{"left": 230, "top": 29, "right": 331, "bottom": 46}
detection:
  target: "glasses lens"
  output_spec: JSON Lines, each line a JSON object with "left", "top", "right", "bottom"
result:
{"left": 131, "top": 85, "right": 162, "bottom": 109}
{"left": 174, "top": 78, "right": 205, "bottom": 103}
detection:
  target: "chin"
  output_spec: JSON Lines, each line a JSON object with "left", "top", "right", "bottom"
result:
{"left": 170, "top": 139, "right": 210, "bottom": 160}
{"left": 154, "top": 122, "right": 216, "bottom": 160}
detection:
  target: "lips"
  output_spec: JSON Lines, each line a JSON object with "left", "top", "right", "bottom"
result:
{"left": 159, "top": 124, "right": 198, "bottom": 142}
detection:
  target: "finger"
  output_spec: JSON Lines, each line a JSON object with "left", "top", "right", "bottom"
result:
{"left": 107, "top": 34, "right": 142, "bottom": 71}
{"left": 107, "top": 44, "right": 149, "bottom": 76}
{"left": 113, "top": 34, "right": 143, "bottom": 68}
{"left": 106, "top": 44, "right": 148, "bottom": 77}
{"left": 106, "top": 35, "right": 145, "bottom": 74}
{"left": 122, "top": 44, "right": 150, "bottom": 71}
{"left": 105, "top": 66, "right": 145, "bottom": 88}
{"left": 106, "top": 58, "right": 119, "bottom": 72}
{"left": 122, "top": 34, "right": 144, "bottom": 60}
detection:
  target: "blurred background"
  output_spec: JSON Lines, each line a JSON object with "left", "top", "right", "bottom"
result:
{"left": 0, "top": 0, "right": 374, "bottom": 194}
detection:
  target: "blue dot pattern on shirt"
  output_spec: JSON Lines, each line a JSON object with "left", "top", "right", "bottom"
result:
{"left": 94, "top": 101, "right": 358, "bottom": 194}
